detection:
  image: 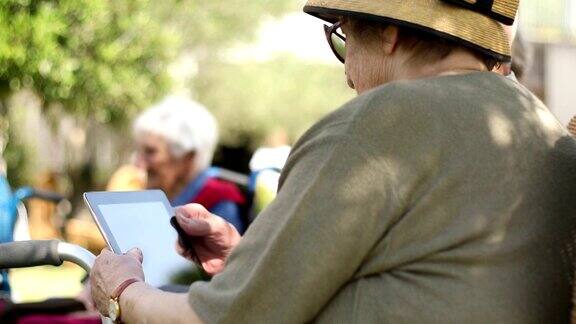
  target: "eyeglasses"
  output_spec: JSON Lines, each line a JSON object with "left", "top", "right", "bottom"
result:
{"left": 323, "top": 21, "right": 346, "bottom": 63}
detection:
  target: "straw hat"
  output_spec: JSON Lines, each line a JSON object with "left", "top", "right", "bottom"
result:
{"left": 304, "top": 0, "right": 520, "bottom": 62}
{"left": 568, "top": 115, "right": 576, "bottom": 137}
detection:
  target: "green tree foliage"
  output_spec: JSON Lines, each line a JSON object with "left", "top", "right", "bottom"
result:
{"left": 150, "top": 0, "right": 353, "bottom": 147}
{"left": 195, "top": 55, "right": 355, "bottom": 146}
{"left": 151, "top": 0, "right": 293, "bottom": 54}
{"left": 156, "top": 0, "right": 356, "bottom": 146}
{"left": 0, "top": 0, "right": 176, "bottom": 125}
{"left": 0, "top": 0, "right": 351, "bottom": 187}
{"left": 3, "top": 121, "right": 32, "bottom": 187}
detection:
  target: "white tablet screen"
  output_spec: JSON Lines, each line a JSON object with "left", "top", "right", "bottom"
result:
{"left": 98, "top": 202, "right": 191, "bottom": 287}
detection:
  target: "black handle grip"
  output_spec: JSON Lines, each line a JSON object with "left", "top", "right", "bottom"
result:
{"left": 0, "top": 240, "right": 63, "bottom": 269}
{"left": 170, "top": 216, "right": 208, "bottom": 277}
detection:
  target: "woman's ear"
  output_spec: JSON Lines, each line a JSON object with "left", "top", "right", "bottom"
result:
{"left": 380, "top": 25, "right": 400, "bottom": 55}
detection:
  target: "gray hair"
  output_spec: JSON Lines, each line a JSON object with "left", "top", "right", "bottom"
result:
{"left": 133, "top": 96, "right": 218, "bottom": 170}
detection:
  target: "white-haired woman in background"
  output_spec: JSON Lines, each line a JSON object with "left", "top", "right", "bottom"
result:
{"left": 133, "top": 96, "right": 245, "bottom": 233}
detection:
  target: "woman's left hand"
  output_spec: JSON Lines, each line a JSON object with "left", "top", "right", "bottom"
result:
{"left": 90, "top": 248, "right": 145, "bottom": 316}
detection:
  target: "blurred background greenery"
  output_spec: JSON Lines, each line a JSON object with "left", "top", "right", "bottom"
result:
{"left": 0, "top": 0, "right": 353, "bottom": 197}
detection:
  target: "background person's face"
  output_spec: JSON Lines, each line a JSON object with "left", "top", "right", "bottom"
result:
{"left": 135, "top": 133, "right": 192, "bottom": 194}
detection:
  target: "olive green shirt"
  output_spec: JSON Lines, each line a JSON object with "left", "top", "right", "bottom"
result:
{"left": 188, "top": 72, "right": 576, "bottom": 323}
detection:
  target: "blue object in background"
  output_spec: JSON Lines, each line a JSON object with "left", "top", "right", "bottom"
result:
{"left": 0, "top": 176, "right": 17, "bottom": 294}
{"left": 0, "top": 178, "right": 36, "bottom": 295}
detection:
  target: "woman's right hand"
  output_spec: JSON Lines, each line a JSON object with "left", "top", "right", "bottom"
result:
{"left": 174, "top": 204, "right": 242, "bottom": 276}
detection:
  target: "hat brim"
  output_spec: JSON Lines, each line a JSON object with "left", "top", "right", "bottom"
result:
{"left": 304, "top": 0, "right": 511, "bottom": 62}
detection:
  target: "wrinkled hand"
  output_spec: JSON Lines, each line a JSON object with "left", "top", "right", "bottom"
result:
{"left": 175, "top": 204, "right": 241, "bottom": 276}
{"left": 90, "top": 248, "right": 145, "bottom": 316}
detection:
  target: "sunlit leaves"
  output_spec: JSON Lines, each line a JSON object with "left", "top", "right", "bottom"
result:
{"left": 0, "top": 0, "right": 176, "bottom": 125}
{"left": 195, "top": 55, "right": 355, "bottom": 146}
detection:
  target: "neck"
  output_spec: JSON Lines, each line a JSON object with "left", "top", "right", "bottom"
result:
{"left": 391, "top": 49, "right": 487, "bottom": 82}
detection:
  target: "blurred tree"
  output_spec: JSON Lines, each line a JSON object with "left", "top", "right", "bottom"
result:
{"left": 195, "top": 55, "right": 355, "bottom": 146}
{"left": 0, "top": 0, "right": 350, "bottom": 188}
{"left": 151, "top": 0, "right": 292, "bottom": 55}
{"left": 3, "top": 120, "right": 32, "bottom": 187}
{"left": 150, "top": 0, "right": 296, "bottom": 96}
{"left": 0, "top": 0, "right": 176, "bottom": 126}
{"left": 153, "top": 0, "right": 355, "bottom": 146}
{"left": 0, "top": 0, "right": 180, "bottom": 199}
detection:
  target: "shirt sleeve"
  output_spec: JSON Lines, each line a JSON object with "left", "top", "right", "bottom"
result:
{"left": 188, "top": 120, "right": 402, "bottom": 322}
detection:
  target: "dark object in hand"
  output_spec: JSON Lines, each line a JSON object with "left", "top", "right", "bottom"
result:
{"left": 169, "top": 216, "right": 207, "bottom": 275}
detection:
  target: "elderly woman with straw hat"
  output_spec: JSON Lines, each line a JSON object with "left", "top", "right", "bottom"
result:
{"left": 89, "top": 0, "right": 576, "bottom": 322}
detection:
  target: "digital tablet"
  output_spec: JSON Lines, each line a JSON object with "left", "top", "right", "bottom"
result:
{"left": 84, "top": 190, "right": 191, "bottom": 287}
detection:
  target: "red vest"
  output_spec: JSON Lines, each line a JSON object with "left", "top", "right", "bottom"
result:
{"left": 192, "top": 178, "right": 245, "bottom": 210}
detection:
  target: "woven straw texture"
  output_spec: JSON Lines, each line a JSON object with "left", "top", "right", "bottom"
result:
{"left": 492, "top": 0, "right": 520, "bottom": 19}
{"left": 305, "top": 0, "right": 515, "bottom": 58}
{"left": 568, "top": 115, "right": 576, "bottom": 137}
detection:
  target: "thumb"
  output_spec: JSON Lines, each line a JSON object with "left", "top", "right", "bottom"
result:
{"left": 176, "top": 204, "right": 210, "bottom": 221}
{"left": 126, "top": 247, "right": 143, "bottom": 264}
{"left": 176, "top": 212, "right": 211, "bottom": 236}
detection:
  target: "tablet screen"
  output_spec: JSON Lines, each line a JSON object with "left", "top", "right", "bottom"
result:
{"left": 96, "top": 200, "right": 191, "bottom": 287}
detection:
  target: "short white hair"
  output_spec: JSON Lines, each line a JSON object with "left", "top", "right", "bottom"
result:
{"left": 133, "top": 96, "right": 218, "bottom": 170}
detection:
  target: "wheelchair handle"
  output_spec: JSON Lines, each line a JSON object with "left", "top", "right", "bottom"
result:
{"left": 0, "top": 240, "right": 95, "bottom": 273}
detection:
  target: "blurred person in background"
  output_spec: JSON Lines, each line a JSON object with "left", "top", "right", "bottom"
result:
{"left": 248, "top": 129, "right": 291, "bottom": 218}
{"left": 90, "top": 0, "right": 576, "bottom": 322}
{"left": 133, "top": 96, "right": 245, "bottom": 233}
{"left": 495, "top": 20, "right": 532, "bottom": 82}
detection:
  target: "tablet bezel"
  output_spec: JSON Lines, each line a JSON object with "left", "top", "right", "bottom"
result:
{"left": 83, "top": 190, "right": 173, "bottom": 254}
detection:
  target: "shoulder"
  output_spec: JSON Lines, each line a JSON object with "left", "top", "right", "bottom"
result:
{"left": 350, "top": 74, "right": 482, "bottom": 124}
{"left": 326, "top": 77, "right": 449, "bottom": 148}
{"left": 299, "top": 75, "right": 463, "bottom": 139}
{"left": 345, "top": 72, "right": 526, "bottom": 139}
{"left": 287, "top": 73, "right": 514, "bottom": 161}
{"left": 288, "top": 77, "right": 449, "bottom": 158}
